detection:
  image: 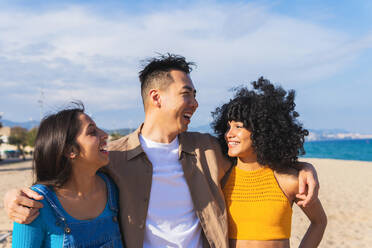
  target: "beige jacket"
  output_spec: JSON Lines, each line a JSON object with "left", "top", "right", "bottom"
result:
{"left": 106, "top": 125, "right": 231, "bottom": 248}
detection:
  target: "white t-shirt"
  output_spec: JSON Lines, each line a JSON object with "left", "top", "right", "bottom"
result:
{"left": 139, "top": 134, "right": 202, "bottom": 248}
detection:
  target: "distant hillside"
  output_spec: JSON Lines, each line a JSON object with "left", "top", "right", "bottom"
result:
{"left": 307, "top": 129, "right": 372, "bottom": 141}
{"left": 189, "top": 124, "right": 214, "bottom": 134}
{"left": 189, "top": 125, "right": 372, "bottom": 141}
{"left": 2, "top": 119, "right": 371, "bottom": 141}
{"left": 104, "top": 128, "right": 136, "bottom": 136}
{"left": 2, "top": 119, "right": 39, "bottom": 130}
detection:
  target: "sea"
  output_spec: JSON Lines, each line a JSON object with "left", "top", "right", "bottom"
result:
{"left": 302, "top": 139, "right": 372, "bottom": 162}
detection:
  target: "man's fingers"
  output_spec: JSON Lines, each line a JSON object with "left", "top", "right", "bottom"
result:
{"left": 26, "top": 209, "right": 40, "bottom": 223}
{"left": 15, "top": 194, "right": 43, "bottom": 209}
{"left": 295, "top": 193, "right": 307, "bottom": 207}
{"left": 4, "top": 188, "right": 43, "bottom": 224}
{"left": 21, "top": 187, "right": 44, "bottom": 201}
{"left": 13, "top": 204, "right": 40, "bottom": 217}
{"left": 10, "top": 211, "right": 39, "bottom": 224}
{"left": 296, "top": 200, "right": 305, "bottom": 207}
{"left": 302, "top": 179, "right": 318, "bottom": 208}
{"left": 298, "top": 175, "right": 306, "bottom": 195}
{"left": 296, "top": 193, "right": 307, "bottom": 200}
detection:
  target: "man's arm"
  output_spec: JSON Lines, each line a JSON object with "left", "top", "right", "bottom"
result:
{"left": 3, "top": 187, "right": 44, "bottom": 224}
{"left": 295, "top": 162, "right": 320, "bottom": 208}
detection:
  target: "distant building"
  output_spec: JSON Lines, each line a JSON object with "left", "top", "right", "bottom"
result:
{"left": 0, "top": 126, "right": 34, "bottom": 159}
{"left": 0, "top": 143, "right": 19, "bottom": 158}
{"left": 0, "top": 126, "right": 11, "bottom": 143}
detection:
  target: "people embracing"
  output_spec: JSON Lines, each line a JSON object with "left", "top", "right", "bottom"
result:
{"left": 11, "top": 103, "right": 124, "bottom": 247}
{"left": 212, "top": 77, "right": 327, "bottom": 248}
{"left": 4, "top": 54, "right": 321, "bottom": 248}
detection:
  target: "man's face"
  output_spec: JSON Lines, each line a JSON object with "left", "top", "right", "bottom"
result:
{"left": 160, "top": 70, "right": 198, "bottom": 134}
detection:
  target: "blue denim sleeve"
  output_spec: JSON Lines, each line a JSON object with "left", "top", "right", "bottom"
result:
{"left": 12, "top": 213, "right": 46, "bottom": 248}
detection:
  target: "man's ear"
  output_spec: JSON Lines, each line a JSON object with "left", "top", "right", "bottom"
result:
{"left": 148, "top": 89, "right": 161, "bottom": 108}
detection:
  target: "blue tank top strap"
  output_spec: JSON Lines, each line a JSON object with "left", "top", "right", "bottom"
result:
{"left": 97, "top": 172, "right": 118, "bottom": 213}
{"left": 31, "top": 184, "right": 67, "bottom": 223}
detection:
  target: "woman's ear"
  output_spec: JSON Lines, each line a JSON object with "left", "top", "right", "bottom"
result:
{"left": 64, "top": 146, "right": 78, "bottom": 160}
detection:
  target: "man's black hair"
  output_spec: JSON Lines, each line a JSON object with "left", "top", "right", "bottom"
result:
{"left": 138, "top": 53, "right": 195, "bottom": 106}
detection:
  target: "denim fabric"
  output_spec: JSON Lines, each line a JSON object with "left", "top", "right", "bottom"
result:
{"left": 12, "top": 172, "right": 124, "bottom": 248}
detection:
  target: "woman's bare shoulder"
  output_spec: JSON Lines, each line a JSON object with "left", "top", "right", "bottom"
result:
{"left": 274, "top": 167, "right": 299, "bottom": 202}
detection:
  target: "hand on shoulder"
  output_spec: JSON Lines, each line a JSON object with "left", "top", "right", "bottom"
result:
{"left": 4, "top": 187, "right": 44, "bottom": 224}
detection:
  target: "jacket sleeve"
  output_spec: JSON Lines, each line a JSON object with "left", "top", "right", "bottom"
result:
{"left": 207, "top": 134, "right": 232, "bottom": 182}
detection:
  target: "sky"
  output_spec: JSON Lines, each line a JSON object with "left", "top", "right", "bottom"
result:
{"left": 0, "top": 0, "right": 371, "bottom": 133}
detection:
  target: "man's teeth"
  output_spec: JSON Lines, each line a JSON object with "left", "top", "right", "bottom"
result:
{"left": 184, "top": 113, "right": 192, "bottom": 119}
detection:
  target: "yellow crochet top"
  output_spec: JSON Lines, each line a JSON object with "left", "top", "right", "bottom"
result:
{"left": 223, "top": 166, "right": 292, "bottom": 240}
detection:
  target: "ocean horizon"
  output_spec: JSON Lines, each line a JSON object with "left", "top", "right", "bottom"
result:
{"left": 303, "top": 139, "right": 372, "bottom": 162}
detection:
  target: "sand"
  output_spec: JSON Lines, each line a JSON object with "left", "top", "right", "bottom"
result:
{"left": 0, "top": 158, "right": 371, "bottom": 247}
{"left": 0, "top": 159, "right": 34, "bottom": 248}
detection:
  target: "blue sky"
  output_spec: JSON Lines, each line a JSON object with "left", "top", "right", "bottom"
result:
{"left": 0, "top": 0, "right": 371, "bottom": 133}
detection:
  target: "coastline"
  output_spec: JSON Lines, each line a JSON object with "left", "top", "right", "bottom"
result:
{"left": 1, "top": 158, "right": 371, "bottom": 247}
{"left": 303, "top": 139, "right": 372, "bottom": 162}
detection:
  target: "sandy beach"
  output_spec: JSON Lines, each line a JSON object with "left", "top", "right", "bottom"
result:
{"left": 0, "top": 158, "right": 371, "bottom": 247}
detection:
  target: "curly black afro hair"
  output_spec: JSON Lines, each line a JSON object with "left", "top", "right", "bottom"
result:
{"left": 211, "top": 77, "right": 308, "bottom": 171}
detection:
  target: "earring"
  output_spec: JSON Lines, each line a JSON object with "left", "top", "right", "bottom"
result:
{"left": 71, "top": 153, "right": 78, "bottom": 159}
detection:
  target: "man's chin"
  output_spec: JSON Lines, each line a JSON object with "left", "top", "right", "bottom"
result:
{"left": 179, "top": 124, "right": 189, "bottom": 133}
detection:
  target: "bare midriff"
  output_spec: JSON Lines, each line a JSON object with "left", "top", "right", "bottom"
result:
{"left": 230, "top": 239, "right": 290, "bottom": 248}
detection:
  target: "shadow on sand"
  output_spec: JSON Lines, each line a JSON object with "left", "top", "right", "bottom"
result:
{"left": 0, "top": 166, "right": 32, "bottom": 172}
{"left": 0, "top": 158, "right": 32, "bottom": 172}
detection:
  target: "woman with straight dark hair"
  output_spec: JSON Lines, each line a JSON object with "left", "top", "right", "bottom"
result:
{"left": 12, "top": 103, "right": 124, "bottom": 247}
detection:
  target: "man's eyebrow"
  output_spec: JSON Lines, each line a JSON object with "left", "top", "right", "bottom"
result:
{"left": 183, "top": 85, "right": 197, "bottom": 94}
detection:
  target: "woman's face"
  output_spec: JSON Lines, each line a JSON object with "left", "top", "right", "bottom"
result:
{"left": 73, "top": 113, "right": 109, "bottom": 168}
{"left": 225, "top": 121, "right": 256, "bottom": 160}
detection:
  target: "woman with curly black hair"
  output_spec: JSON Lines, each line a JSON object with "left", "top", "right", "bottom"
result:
{"left": 212, "top": 77, "right": 327, "bottom": 248}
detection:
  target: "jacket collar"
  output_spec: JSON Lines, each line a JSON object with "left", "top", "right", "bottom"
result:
{"left": 126, "top": 124, "right": 196, "bottom": 161}
{"left": 126, "top": 125, "right": 144, "bottom": 161}
{"left": 178, "top": 132, "right": 197, "bottom": 157}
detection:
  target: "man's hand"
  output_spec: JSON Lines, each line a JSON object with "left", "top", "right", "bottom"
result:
{"left": 3, "top": 187, "right": 44, "bottom": 224}
{"left": 296, "top": 162, "right": 319, "bottom": 208}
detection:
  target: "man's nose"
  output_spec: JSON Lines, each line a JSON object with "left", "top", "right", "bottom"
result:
{"left": 191, "top": 97, "right": 198, "bottom": 110}
{"left": 99, "top": 129, "right": 108, "bottom": 139}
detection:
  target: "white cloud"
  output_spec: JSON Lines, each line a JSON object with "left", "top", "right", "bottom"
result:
{"left": 0, "top": 1, "right": 371, "bottom": 126}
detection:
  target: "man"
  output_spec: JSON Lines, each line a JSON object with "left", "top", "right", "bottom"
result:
{"left": 4, "top": 54, "right": 319, "bottom": 247}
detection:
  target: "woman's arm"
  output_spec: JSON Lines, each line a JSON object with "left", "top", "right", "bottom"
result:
{"left": 12, "top": 215, "right": 46, "bottom": 248}
{"left": 275, "top": 169, "right": 327, "bottom": 247}
{"left": 298, "top": 199, "right": 327, "bottom": 248}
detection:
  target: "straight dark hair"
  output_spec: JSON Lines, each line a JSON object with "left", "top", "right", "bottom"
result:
{"left": 33, "top": 102, "right": 85, "bottom": 188}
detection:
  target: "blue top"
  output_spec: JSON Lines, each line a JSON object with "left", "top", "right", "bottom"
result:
{"left": 12, "top": 172, "right": 124, "bottom": 248}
